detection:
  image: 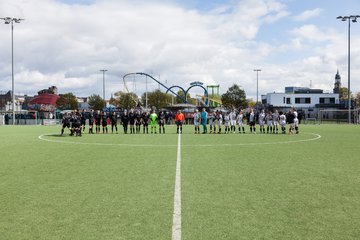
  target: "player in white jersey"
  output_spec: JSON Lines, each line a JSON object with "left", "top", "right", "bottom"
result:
{"left": 193, "top": 109, "right": 201, "bottom": 134}
{"left": 279, "top": 111, "right": 286, "bottom": 134}
{"left": 237, "top": 110, "right": 246, "bottom": 133}
{"left": 259, "top": 110, "right": 266, "bottom": 134}
{"left": 293, "top": 108, "right": 299, "bottom": 134}
{"left": 266, "top": 111, "right": 273, "bottom": 134}
{"left": 224, "top": 112, "right": 230, "bottom": 134}
{"left": 208, "top": 109, "right": 215, "bottom": 133}
{"left": 229, "top": 110, "right": 237, "bottom": 133}
{"left": 272, "top": 110, "right": 280, "bottom": 134}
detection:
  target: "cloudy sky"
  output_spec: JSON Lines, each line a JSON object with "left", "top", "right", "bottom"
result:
{"left": 1, "top": 0, "right": 360, "bottom": 101}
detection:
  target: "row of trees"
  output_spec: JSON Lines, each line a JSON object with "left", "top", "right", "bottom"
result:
{"left": 55, "top": 84, "right": 259, "bottom": 111}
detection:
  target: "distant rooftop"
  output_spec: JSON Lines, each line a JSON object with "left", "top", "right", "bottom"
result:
{"left": 285, "top": 87, "right": 323, "bottom": 94}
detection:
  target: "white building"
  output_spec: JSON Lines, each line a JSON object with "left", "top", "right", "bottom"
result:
{"left": 261, "top": 71, "right": 344, "bottom": 119}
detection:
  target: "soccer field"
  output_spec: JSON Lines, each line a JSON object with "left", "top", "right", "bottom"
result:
{"left": 1, "top": 124, "right": 359, "bottom": 240}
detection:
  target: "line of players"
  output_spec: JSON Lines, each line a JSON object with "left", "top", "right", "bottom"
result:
{"left": 60, "top": 109, "right": 167, "bottom": 136}
{"left": 61, "top": 107, "right": 299, "bottom": 136}
{"left": 198, "top": 108, "right": 299, "bottom": 134}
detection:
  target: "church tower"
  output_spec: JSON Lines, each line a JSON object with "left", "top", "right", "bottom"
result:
{"left": 333, "top": 69, "right": 341, "bottom": 94}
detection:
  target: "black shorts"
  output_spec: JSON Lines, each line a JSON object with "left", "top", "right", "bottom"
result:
{"left": 102, "top": 122, "right": 107, "bottom": 127}
{"left": 81, "top": 120, "right": 86, "bottom": 125}
{"left": 176, "top": 120, "right": 183, "bottom": 126}
{"left": 249, "top": 121, "right": 255, "bottom": 127}
{"left": 89, "top": 121, "right": 94, "bottom": 125}
{"left": 62, "top": 123, "right": 70, "bottom": 128}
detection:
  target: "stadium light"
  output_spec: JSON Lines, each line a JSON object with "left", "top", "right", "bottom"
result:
{"left": 1, "top": 17, "right": 24, "bottom": 125}
{"left": 100, "top": 69, "right": 108, "bottom": 101}
{"left": 337, "top": 15, "right": 359, "bottom": 124}
{"left": 254, "top": 69, "right": 261, "bottom": 104}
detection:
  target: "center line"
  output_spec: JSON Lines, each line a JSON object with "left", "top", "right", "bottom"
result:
{"left": 172, "top": 133, "right": 182, "bottom": 240}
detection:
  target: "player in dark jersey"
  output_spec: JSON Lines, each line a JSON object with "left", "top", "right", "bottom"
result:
{"left": 158, "top": 111, "right": 166, "bottom": 134}
{"left": 88, "top": 109, "right": 94, "bottom": 134}
{"left": 142, "top": 111, "right": 149, "bottom": 134}
{"left": 61, "top": 112, "right": 71, "bottom": 136}
{"left": 80, "top": 109, "right": 86, "bottom": 133}
{"left": 121, "top": 110, "right": 129, "bottom": 134}
{"left": 110, "top": 111, "right": 118, "bottom": 134}
{"left": 94, "top": 110, "right": 101, "bottom": 134}
{"left": 135, "top": 110, "right": 142, "bottom": 134}
{"left": 70, "top": 111, "right": 82, "bottom": 137}
{"left": 128, "top": 109, "right": 136, "bottom": 134}
{"left": 101, "top": 111, "right": 108, "bottom": 134}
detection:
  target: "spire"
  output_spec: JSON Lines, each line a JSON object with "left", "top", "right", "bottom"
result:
{"left": 335, "top": 69, "right": 341, "bottom": 83}
{"left": 334, "top": 69, "right": 341, "bottom": 94}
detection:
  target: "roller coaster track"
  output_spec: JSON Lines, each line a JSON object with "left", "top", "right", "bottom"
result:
{"left": 123, "top": 72, "right": 187, "bottom": 103}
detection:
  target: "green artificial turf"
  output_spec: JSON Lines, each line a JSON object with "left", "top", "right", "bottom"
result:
{"left": 0, "top": 124, "right": 359, "bottom": 239}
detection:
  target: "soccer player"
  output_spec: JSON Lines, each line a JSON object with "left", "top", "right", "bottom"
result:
{"left": 121, "top": 110, "right": 129, "bottom": 134}
{"left": 128, "top": 109, "right": 136, "bottom": 134}
{"left": 259, "top": 109, "right": 266, "bottom": 134}
{"left": 193, "top": 109, "right": 201, "bottom": 134}
{"left": 150, "top": 110, "right": 158, "bottom": 134}
{"left": 175, "top": 110, "right": 185, "bottom": 134}
{"left": 214, "top": 110, "right": 222, "bottom": 134}
{"left": 142, "top": 111, "right": 150, "bottom": 134}
{"left": 229, "top": 109, "right": 236, "bottom": 133}
{"left": 135, "top": 110, "right": 142, "bottom": 134}
{"left": 158, "top": 111, "right": 166, "bottom": 134}
{"left": 237, "top": 110, "right": 246, "bottom": 133}
{"left": 208, "top": 109, "right": 215, "bottom": 133}
{"left": 88, "top": 109, "right": 94, "bottom": 134}
{"left": 101, "top": 111, "right": 108, "bottom": 134}
{"left": 279, "top": 111, "right": 286, "bottom": 134}
{"left": 201, "top": 108, "right": 208, "bottom": 134}
{"left": 72, "top": 111, "right": 82, "bottom": 137}
{"left": 287, "top": 110, "right": 295, "bottom": 134}
{"left": 273, "top": 110, "right": 280, "bottom": 134}
{"left": 248, "top": 109, "right": 256, "bottom": 133}
{"left": 80, "top": 109, "right": 86, "bottom": 133}
{"left": 94, "top": 110, "right": 101, "bottom": 134}
{"left": 110, "top": 111, "right": 118, "bottom": 134}
{"left": 224, "top": 112, "right": 230, "bottom": 134}
{"left": 266, "top": 111, "right": 273, "bottom": 134}
{"left": 293, "top": 108, "right": 299, "bottom": 134}
{"left": 60, "top": 112, "right": 71, "bottom": 136}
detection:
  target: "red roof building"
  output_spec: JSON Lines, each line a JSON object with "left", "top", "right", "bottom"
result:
{"left": 29, "top": 93, "right": 59, "bottom": 112}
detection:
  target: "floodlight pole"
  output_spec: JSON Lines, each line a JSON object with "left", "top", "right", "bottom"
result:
{"left": 337, "top": 15, "right": 359, "bottom": 124}
{"left": 1, "top": 17, "right": 24, "bottom": 125}
{"left": 254, "top": 69, "right": 261, "bottom": 104}
{"left": 100, "top": 69, "right": 108, "bottom": 101}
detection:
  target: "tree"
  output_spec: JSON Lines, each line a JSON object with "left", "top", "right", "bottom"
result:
{"left": 141, "top": 90, "right": 172, "bottom": 110}
{"left": 354, "top": 92, "right": 360, "bottom": 108}
{"left": 175, "top": 90, "right": 190, "bottom": 104}
{"left": 340, "top": 87, "right": 349, "bottom": 100}
{"left": 88, "top": 94, "right": 106, "bottom": 110}
{"left": 112, "top": 91, "right": 138, "bottom": 110}
{"left": 56, "top": 92, "right": 78, "bottom": 110}
{"left": 221, "top": 84, "right": 247, "bottom": 110}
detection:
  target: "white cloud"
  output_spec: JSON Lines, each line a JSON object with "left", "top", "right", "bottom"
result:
{"left": 0, "top": 0, "right": 359, "bottom": 102}
{"left": 293, "top": 8, "right": 323, "bottom": 22}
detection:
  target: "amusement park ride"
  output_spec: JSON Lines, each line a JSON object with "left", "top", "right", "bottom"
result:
{"left": 123, "top": 72, "right": 222, "bottom": 107}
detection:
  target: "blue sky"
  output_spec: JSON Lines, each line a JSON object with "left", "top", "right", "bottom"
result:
{"left": 1, "top": 0, "right": 360, "bottom": 100}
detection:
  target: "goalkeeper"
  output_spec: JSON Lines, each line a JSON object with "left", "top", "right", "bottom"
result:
{"left": 150, "top": 110, "right": 158, "bottom": 134}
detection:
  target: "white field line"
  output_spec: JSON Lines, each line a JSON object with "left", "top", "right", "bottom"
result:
{"left": 38, "top": 133, "right": 321, "bottom": 147}
{"left": 172, "top": 133, "right": 182, "bottom": 240}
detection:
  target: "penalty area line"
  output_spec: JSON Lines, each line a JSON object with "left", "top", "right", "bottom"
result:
{"left": 172, "top": 133, "right": 182, "bottom": 240}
